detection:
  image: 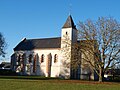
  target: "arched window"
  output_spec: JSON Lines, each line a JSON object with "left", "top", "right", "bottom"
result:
{"left": 29, "top": 54, "right": 32, "bottom": 63}
{"left": 33, "top": 55, "right": 37, "bottom": 73}
{"left": 54, "top": 54, "right": 58, "bottom": 63}
{"left": 17, "top": 54, "right": 21, "bottom": 65}
{"left": 21, "top": 54, "right": 26, "bottom": 72}
{"left": 41, "top": 54, "right": 44, "bottom": 63}
{"left": 22, "top": 53, "right": 26, "bottom": 62}
{"left": 18, "top": 55, "right": 21, "bottom": 62}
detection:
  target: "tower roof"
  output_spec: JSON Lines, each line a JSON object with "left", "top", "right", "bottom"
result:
{"left": 62, "top": 15, "right": 76, "bottom": 29}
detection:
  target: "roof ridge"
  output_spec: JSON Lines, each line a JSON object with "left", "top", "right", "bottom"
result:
{"left": 26, "top": 37, "right": 61, "bottom": 40}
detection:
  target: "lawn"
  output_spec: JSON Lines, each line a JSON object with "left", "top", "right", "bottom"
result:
{"left": 0, "top": 76, "right": 120, "bottom": 90}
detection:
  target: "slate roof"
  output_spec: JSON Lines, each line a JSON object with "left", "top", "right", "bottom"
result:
{"left": 14, "top": 37, "right": 61, "bottom": 51}
{"left": 62, "top": 15, "right": 76, "bottom": 29}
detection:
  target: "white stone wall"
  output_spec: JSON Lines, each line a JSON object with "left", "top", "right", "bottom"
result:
{"left": 61, "top": 28, "right": 77, "bottom": 43}
{"left": 14, "top": 48, "right": 61, "bottom": 77}
{"left": 60, "top": 28, "right": 77, "bottom": 79}
{"left": 34, "top": 49, "right": 61, "bottom": 77}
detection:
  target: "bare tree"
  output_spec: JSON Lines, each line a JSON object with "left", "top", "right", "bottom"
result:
{"left": 0, "top": 32, "right": 7, "bottom": 58}
{"left": 78, "top": 17, "right": 120, "bottom": 82}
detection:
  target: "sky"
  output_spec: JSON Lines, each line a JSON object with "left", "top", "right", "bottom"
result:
{"left": 0, "top": 0, "right": 120, "bottom": 63}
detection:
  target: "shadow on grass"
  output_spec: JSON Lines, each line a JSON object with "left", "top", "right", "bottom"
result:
{"left": 0, "top": 75, "right": 61, "bottom": 80}
{"left": 0, "top": 69, "right": 60, "bottom": 80}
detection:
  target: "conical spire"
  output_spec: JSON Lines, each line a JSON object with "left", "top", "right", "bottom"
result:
{"left": 62, "top": 15, "right": 76, "bottom": 29}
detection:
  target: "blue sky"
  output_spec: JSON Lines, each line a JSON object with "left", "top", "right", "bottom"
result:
{"left": 0, "top": 0, "right": 120, "bottom": 62}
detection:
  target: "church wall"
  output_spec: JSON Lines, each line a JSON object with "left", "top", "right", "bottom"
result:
{"left": 14, "top": 50, "right": 36, "bottom": 75}
{"left": 72, "top": 29, "right": 78, "bottom": 43}
{"left": 60, "top": 27, "right": 78, "bottom": 79}
{"left": 80, "top": 47, "right": 96, "bottom": 80}
{"left": 14, "top": 49, "right": 61, "bottom": 77}
{"left": 60, "top": 28, "right": 73, "bottom": 79}
{"left": 34, "top": 49, "right": 61, "bottom": 77}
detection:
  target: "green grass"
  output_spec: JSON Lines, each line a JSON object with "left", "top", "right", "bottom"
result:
{"left": 0, "top": 76, "right": 120, "bottom": 90}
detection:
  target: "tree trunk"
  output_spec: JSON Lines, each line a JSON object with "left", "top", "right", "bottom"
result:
{"left": 99, "top": 69, "right": 102, "bottom": 82}
{"left": 99, "top": 67, "right": 104, "bottom": 82}
{"left": 99, "top": 76, "right": 102, "bottom": 82}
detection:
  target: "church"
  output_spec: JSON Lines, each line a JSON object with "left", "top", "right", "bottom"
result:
{"left": 11, "top": 15, "right": 98, "bottom": 80}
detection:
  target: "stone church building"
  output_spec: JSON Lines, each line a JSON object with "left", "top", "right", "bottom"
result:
{"left": 11, "top": 15, "right": 98, "bottom": 80}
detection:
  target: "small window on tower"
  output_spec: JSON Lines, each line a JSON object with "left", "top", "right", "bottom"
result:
{"left": 66, "top": 32, "right": 68, "bottom": 35}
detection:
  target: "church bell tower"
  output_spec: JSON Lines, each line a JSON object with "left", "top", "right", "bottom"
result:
{"left": 61, "top": 15, "right": 77, "bottom": 44}
{"left": 60, "top": 15, "right": 78, "bottom": 79}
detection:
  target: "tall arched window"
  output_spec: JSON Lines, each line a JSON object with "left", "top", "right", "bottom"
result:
{"left": 18, "top": 55, "right": 21, "bottom": 62}
{"left": 17, "top": 54, "right": 21, "bottom": 65}
{"left": 22, "top": 54, "right": 26, "bottom": 63}
{"left": 33, "top": 55, "right": 37, "bottom": 73}
{"left": 54, "top": 54, "right": 58, "bottom": 63}
{"left": 21, "top": 53, "right": 26, "bottom": 72}
{"left": 41, "top": 54, "right": 44, "bottom": 63}
{"left": 29, "top": 54, "right": 32, "bottom": 63}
